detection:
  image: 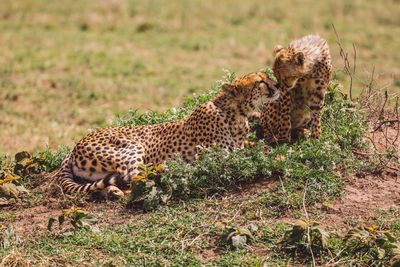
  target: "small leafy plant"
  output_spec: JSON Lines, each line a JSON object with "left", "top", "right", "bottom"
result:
{"left": 38, "top": 146, "right": 70, "bottom": 172}
{"left": 0, "top": 172, "right": 28, "bottom": 206}
{"left": 0, "top": 151, "right": 54, "bottom": 205}
{"left": 129, "top": 163, "right": 172, "bottom": 211}
{"left": 344, "top": 225, "right": 400, "bottom": 265}
{"left": 13, "top": 151, "right": 46, "bottom": 177}
{"left": 219, "top": 223, "right": 258, "bottom": 250}
{"left": 47, "top": 205, "right": 98, "bottom": 232}
{"left": 280, "top": 219, "right": 329, "bottom": 251}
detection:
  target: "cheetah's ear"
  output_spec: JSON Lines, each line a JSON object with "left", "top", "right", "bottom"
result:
{"left": 294, "top": 51, "right": 305, "bottom": 66}
{"left": 222, "top": 83, "right": 236, "bottom": 95}
{"left": 274, "top": 45, "right": 284, "bottom": 54}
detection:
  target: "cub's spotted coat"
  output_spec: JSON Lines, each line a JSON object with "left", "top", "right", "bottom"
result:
{"left": 259, "top": 35, "right": 332, "bottom": 142}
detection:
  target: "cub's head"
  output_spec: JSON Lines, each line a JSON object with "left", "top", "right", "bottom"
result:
{"left": 221, "top": 72, "right": 279, "bottom": 114}
{"left": 272, "top": 45, "right": 306, "bottom": 88}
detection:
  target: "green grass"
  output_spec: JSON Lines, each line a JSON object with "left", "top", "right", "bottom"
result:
{"left": 1, "top": 200, "right": 279, "bottom": 265}
{"left": 2, "top": 200, "right": 399, "bottom": 265}
{"left": 1, "top": 0, "right": 399, "bottom": 156}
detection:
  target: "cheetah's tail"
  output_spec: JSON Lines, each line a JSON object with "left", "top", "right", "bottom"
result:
{"left": 53, "top": 152, "right": 119, "bottom": 193}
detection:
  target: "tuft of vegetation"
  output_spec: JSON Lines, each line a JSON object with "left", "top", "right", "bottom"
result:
{"left": 220, "top": 224, "right": 258, "bottom": 250}
{"left": 47, "top": 206, "right": 98, "bottom": 232}
{"left": 0, "top": 224, "right": 20, "bottom": 250}
{"left": 0, "top": 149, "right": 70, "bottom": 205}
{"left": 342, "top": 225, "right": 400, "bottom": 265}
{"left": 129, "top": 163, "right": 171, "bottom": 211}
{"left": 38, "top": 146, "right": 71, "bottom": 172}
{"left": 280, "top": 219, "right": 329, "bottom": 250}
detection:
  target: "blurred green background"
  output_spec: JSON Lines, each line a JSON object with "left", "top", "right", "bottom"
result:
{"left": 0, "top": 0, "right": 399, "bottom": 155}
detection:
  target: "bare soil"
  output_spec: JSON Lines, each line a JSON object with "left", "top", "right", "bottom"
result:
{"left": 321, "top": 168, "right": 399, "bottom": 229}
{"left": 320, "top": 125, "right": 400, "bottom": 230}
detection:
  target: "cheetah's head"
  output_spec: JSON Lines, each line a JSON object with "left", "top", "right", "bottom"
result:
{"left": 272, "top": 45, "right": 307, "bottom": 89}
{"left": 221, "top": 72, "right": 279, "bottom": 114}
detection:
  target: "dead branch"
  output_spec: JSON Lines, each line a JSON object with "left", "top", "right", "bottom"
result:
{"left": 371, "top": 119, "right": 400, "bottom": 133}
{"left": 332, "top": 24, "right": 356, "bottom": 101}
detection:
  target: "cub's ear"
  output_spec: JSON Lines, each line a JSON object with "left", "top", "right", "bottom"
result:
{"left": 274, "top": 45, "right": 284, "bottom": 54}
{"left": 294, "top": 51, "right": 305, "bottom": 66}
{"left": 222, "top": 83, "right": 236, "bottom": 94}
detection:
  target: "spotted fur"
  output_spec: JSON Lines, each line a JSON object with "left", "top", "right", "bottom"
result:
{"left": 259, "top": 35, "right": 332, "bottom": 142}
{"left": 54, "top": 72, "right": 280, "bottom": 197}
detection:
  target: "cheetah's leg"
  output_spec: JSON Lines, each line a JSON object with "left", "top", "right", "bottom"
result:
{"left": 99, "top": 138, "right": 145, "bottom": 199}
{"left": 276, "top": 88, "right": 292, "bottom": 142}
{"left": 309, "top": 81, "right": 327, "bottom": 139}
{"left": 260, "top": 102, "right": 280, "bottom": 142}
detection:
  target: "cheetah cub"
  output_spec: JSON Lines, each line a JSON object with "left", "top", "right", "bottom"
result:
{"left": 259, "top": 34, "right": 332, "bottom": 142}
{"left": 54, "top": 72, "right": 281, "bottom": 198}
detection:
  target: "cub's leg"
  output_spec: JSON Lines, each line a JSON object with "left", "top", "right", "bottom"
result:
{"left": 309, "top": 79, "right": 327, "bottom": 139}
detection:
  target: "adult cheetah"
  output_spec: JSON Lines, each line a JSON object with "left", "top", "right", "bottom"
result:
{"left": 258, "top": 35, "right": 332, "bottom": 142}
{"left": 54, "top": 72, "right": 287, "bottom": 198}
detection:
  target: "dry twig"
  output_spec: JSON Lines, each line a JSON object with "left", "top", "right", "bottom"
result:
{"left": 302, "top": 181, "right": 316, "bottom": 267}
{"left": 332, "top": 24, "right": 356, "bottom": 101}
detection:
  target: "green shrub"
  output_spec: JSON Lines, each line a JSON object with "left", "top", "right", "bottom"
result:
{"left": 124, "top": 80, "right": 367, "bottom": 211}
{"left": 162, "top": 145, "right": 273, "bottom": 199}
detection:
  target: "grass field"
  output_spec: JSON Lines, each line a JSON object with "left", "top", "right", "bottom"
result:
{"left": 1, "top": 0, "right": 400, "bottom": 156}
{"left": 1, "top": 1, "right": 400, "bottom": 265}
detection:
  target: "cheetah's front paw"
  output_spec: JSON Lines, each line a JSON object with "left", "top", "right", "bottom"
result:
{"left": 102, "top": 185, "right": 124, "bottom": 199}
